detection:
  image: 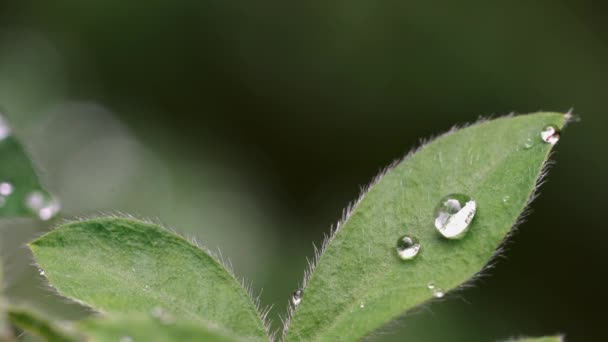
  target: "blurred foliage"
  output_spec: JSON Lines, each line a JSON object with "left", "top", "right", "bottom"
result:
{"left": 0, "top": 0, "right": 605, "bottom": 340}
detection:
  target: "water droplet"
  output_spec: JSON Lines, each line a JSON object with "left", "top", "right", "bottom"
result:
{"left": 119, "top": 336, "right": 133, "bottom": 342}
{"left": 396, "top": 235, "right": 421, "bottom": 260}
{"left": 0, "top": 114, "right": 12, "bottom": 141}
{"left": 433, "top": 194, "right": 477, "bottom": 239}
{"left": 359, "top": 302, "right": 365, "bottom": 309}
{"left": 523, "top": 138, "right": 534, "bottom": 149}
{"left": 540, "top": 125, "right": 560, "bottom": 145}
{"left": 502, "top": 196, "right": 510, "bottom": 204}
{"left": 433, "top": 288, "right": 445, "bottom": 298}
{"left": 292, "top": 289, "right": 303, "bottom": 306}
{"left": 0, "top": 182, "right": 13, "bottom": 196}
{"left": 427, "top": 282, "right": 435, "bottom": 290}
{"left": 25, "top": 191, "right": 61, "bottom": 221}
{"left": 150, "top": 306, "right": 174, "bottom": 325}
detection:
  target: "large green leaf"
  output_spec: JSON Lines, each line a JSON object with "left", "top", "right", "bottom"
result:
{"left": 78, "top": 315, "right": 240, "bottom": 342}
{"left": 29, "top": 217, "right": 269, "bottom": 341}
{"left": 0, "top": 113, "right": 59, "bottom": 220}
{"left": 284, "top": 113, "right": 569, "bottom": 341}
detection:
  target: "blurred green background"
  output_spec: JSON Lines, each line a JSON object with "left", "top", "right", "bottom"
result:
{"left": 0, "top": 1, "right": 605, "bottom": 341}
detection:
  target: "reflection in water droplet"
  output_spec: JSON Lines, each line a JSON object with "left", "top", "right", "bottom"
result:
{"left": 292, "top": 289, "right": 303, "bottom": 306}
{"left": 25, "top": 191, "right": 61, "bottom": 221}
{"left": 427, "top": 282, "right": 435, "bottom": 290}
{"left": 433, "top": 288, "right": 445, "bottom": 298}
{"left": 541, "top": 125, "right": 560, "bottom": 145}
{"left": 0, "top": 114, "right": 12, "bottom": 141}
{"left": 396, "top": 235, "right": 421, "bottom": 260}
{"left": 434, "top": 194, "right": 476, "bottom": 239}
{"left": 0, "top": 182, "right": 13, "bottom": 196}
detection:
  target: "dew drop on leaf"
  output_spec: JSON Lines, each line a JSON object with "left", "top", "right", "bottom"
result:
{"left": 396, "top": 235, "right": 421, "bottom": 260}
{"left": 25, "top": 191, "right": 61, "bottom": 221}
{"left": 0, "top": 114, "right": 12, "bottom": 141}
{"left": 433, "top": 194, "right": 476, "bottom": 239}
{"left": 540, "top": 125, "right": 561, "bottom": 145}
{"left": 292, "top": 289, "right": 303, "bottom": 306}
{"left": 432, "top": 288, "right": 445, "bottom": 298}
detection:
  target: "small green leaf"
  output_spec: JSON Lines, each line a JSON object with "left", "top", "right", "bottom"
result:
{"left": 508, "top": 336, "right": 565, "bottom": 342}
{"left": 29, "top": 217, "right": 268, "bottom": 341}
{"left": 78, "top": 315, "right": 240, "bottom": 342}
{"left": 285, "top": 113, "right": 569, "bottom": 341}
{"left": 0, "top": 113, "right": 58, "bottom": 219}
{"left": 7, "top": 307, "right": 79, "bottom": 342}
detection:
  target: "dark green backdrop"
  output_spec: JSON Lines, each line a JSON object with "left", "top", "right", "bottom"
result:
{"left": 0, "top": 1, "right": 605, "bottom": 341}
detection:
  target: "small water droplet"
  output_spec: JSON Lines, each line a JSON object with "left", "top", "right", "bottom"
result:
{"left": 502, "top": 196, "right": 510, "bottom": 204}
{"left": 25, "top": 191, "right": 61, "bottom": 221}
{"left": 433, "top": 288, "right": 445, "bottom": 298}
{"left": 523, "top": 138, "right": 534, "bottom": 149}
{"left": 396, "top": 235, "right": 421, "bottom": 260}
{"left": 149, "top": 306, "right": 174, "bottom": 325}
{"left": 0, "top": 182, "right": 13, "bottom": 196}
{"left": 433, "top": 194, "right": 477, "bottom": 239}
{"left": 292, "top": 289, "right": 303, "bottom": 306}
{"left": 119, "top": 336, "right": 133, "bottom": 342}
{"left": 359, "top": 302, "right": 365, "bottom": 309}
{"left": 0, "top": 114, "right": 12, "bottom": 141}
{"left": 540, "top": 125, "right": 560, "bottom": 145}
{"left": 427, "top": 282, "right": 435, "bottom": 290}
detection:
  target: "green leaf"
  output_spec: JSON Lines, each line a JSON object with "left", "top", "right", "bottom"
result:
{"left": 78, "top": 315, "right": 241, "bottom": 342}
{"left": 0, "top": 113, "right": 58, "bottom": 219}
{"left": 508, "top": 336, "right": 565, "bottom": 342}
{"left": 284, "top": 113, "right": 569, "bottom": 341}
{"left": 29, "top": 217, "right": 269, "bottom": 341}
{"left": 7, "top": 307, "right": 79, "bottom": 342}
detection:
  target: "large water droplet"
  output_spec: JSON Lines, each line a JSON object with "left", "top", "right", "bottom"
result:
{"left": 433, "top": 194, "right": 477, "bottom": 239}
{"left": 25, "top": 191, "right": 61, "bottom": 221}
{"left": 292, "top": 289, "right": 303, "bottom": 306}
{"left": 0, "top": 114, "right": 12, "bottom": 141}
{"left": 540, "top": 125, "right": 560, "bottom": 145}
{"left": 396, "top": 235, "right": 421, "bottom": 260}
